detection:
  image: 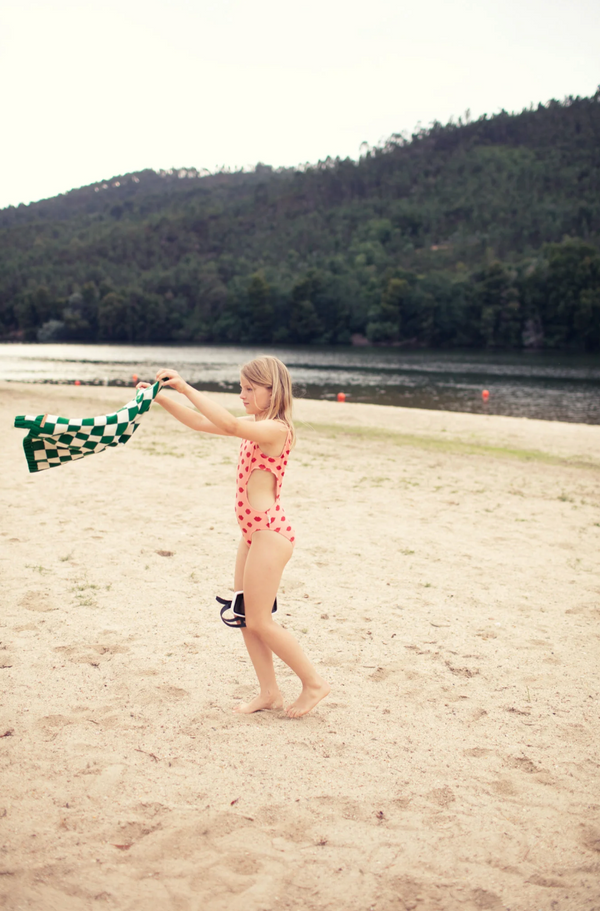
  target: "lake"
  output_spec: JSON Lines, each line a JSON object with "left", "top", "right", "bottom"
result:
{"left": 1, "top": 342, "right": 599, "bottom": 424}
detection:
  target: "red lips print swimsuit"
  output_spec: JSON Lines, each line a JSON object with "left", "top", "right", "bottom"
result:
{"left": 235, "top": 430, "right": 295, "bottom": 548}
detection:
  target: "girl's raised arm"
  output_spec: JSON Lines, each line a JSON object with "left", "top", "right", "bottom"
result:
{"left": 135, "top": 381, "right": 229, "bottom": 434}
{"left": 154, "top": 369, "right": 287, "bottom": 448}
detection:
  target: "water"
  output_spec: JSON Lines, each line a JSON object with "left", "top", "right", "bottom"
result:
{"left": 1, "top": 342, "right": 599, "bottom": 424}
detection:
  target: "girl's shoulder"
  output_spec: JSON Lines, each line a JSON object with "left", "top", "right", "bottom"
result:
{"left": 262, "top": 418, "right": 295, "bottom": 453}
{"left": 260, "top": 417, "right": 291, "bottom": 434}
{"left": 274, "top": 418, "right": 294, "bottom": 438}
{"left": 276, "top": 419, "right": 295, "bottom": 449}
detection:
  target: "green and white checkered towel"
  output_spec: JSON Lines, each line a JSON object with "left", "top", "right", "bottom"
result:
{"left": 14, "top": 381, "right": 162, "bottom": 473}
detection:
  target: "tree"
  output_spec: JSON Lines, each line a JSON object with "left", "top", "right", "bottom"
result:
{"left": 523, "top": 240, "right": 600, "bottom": 349}
{"left": 366, "top": 276, "right": 411, "bottom": 343}
{"left": 288, "top": 275, "right": 323, "bottom": 343}
{"left": 97, "top": 292, "right": 131, "bottom": 341}
{"left": 246, "top": 272, "right": 274, "bottom": 343}
{"left": 15, "top": 286, "right": 58, "bottom": 339}
{"left": 61, "top": 286, "right": 98, "bottom": 339}
{"left": 475, "top": 262, "right": 521, "bottom": 348}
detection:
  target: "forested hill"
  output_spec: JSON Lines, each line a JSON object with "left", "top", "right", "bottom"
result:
{"left": 2, "top": 91, "right": 600, "bottom": 350}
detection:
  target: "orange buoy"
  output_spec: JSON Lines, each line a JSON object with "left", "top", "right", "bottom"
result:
{"left": 132, "top": 373, "right": 138, "bottom": 384}
{"left": 337, "top": 392, "right": 346, "bottom": 402}
{"left": 482, "top": 389, "right": 490, "bottom": 402}
{"left": 74, "top": 380, "right": 81, "bottom": 386}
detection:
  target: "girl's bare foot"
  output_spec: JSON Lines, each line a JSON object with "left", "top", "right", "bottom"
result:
{"left": 286, "top": 679, "right": 330, "bottom": 718}
{"left": 234, "top": 691, "right": 284, "bottom": 714}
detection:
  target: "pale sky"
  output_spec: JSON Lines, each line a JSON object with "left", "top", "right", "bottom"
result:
{"left": 1, "top": 0, "right": 598, "bottom": 211}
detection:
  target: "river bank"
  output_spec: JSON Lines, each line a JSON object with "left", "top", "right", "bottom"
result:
{"left": 2, "top": 342, "right": 600, "bottom": 423}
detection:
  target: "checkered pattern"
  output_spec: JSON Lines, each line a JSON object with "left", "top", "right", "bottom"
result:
{"left": 14, "top": 381, "right": 162, "bottom": 473}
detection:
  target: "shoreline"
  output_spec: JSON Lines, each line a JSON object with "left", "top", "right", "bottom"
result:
{"left": 4, "top": 375, "right": 600, "bottom": 431}
{"left": 6, "top": 380, "right": 600, "bottom": 463}
{"left": 2, "top": 342, "right": 600, "bottom": 427}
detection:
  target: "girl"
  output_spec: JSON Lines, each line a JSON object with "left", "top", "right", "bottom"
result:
{"left": 142, "top": 356, "right": 330, "bottom": 718}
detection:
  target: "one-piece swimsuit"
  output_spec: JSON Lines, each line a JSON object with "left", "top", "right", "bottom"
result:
{"left": 235, "top": 429, "right": 295, "bottom": 548}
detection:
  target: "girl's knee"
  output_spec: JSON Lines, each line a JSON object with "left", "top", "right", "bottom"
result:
{"left": 244, "top": 613, "right": 273, "bottom": 636}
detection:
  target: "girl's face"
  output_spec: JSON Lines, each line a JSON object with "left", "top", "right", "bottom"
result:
{"left": 239, "top": 375, "right": 271, "bottom": 416}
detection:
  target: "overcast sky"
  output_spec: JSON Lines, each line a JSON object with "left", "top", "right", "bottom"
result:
{"left": 1, "top": 0, "right": 598, "bottom": 210}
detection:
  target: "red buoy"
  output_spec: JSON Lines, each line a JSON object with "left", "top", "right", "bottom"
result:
{"left": 482, "top": 389, "right": 490, "bottom": 402}
{"left": 337, "top": 392, "right": 346, "bottom": 402}
{"left": 74, "top": 380, "right": 81, "bottom": 386}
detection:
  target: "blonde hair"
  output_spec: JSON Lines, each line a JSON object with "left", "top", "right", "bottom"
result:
{"left": 241, "top": 355, "right": 295, "bottom": 447}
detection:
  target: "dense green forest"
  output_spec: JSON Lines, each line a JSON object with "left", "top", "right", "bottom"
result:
{"left": 1, "top": 91, "right": 600, "bottom": 350}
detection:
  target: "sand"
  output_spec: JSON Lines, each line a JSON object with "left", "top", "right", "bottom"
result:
{"left": 1, "top": 381, "right": 599, "bottom": 911}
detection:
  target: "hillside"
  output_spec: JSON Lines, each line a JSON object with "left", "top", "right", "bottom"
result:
{"left": 1, "top": 91, "right": 599, "bottom": 350}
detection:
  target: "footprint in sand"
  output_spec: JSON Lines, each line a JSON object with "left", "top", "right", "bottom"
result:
{"left": 111, "top": 819, "right": 162, "bottom": 843}
{"left": 490, "top": 778, "right": 518, "bottom": 796}
{"left": 312, "top": 795, "right": 375, "bottom": 824}
{"left": 159, "top": 685, "right": 190, "bottom": 700}
{"left": 225, "top": 855, "right": 262, "bottom": 876}
{"left": 53, "top": 642, "right": 129, "bottom": 665}
{"left": 133, "top": 684, "right": 190, "bottom": 706}
{"left": 19, "top": 591, "right": 56, "bottom": 612}
{"left": 35, "top": 714, "right": 74, "bottom": 741}
{"left": 445, "top": 660, "right": 480, "bottom": 677}
{"left": 578, "top": 825, "right": 600, "bottom": 854}
{"left": 526, "top": 872, "right": 565, "bottom": 888}
{"left": 369, "top": 667, "right": 391, "bottom": 681}
{"left": 427, "top": 786, "right": 456, "bottom": 807}
{"left": 505, "top": 754, "right": 541, "bottom": 774}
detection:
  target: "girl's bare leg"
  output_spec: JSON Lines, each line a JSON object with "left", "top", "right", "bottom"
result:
{"left": 243, "top": 532, "right": 330, "bottom": 718}
{"left": 232, "top": 537, "right": 284, "bottom": 714}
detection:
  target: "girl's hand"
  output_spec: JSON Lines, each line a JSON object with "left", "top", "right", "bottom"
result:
{"left": 155, "top": 368, "right": 188, "bottom": 394}
{"left": 137, "top": 379, "right": 167, "bottom": 405}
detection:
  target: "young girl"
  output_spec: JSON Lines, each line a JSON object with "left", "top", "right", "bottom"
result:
{"left": 142, "top": 356, "right": 330, "bottom": 718}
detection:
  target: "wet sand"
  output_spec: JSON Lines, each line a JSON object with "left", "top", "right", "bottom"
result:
{"left": 2, "top": 381, "right": 600, "bottom": 911}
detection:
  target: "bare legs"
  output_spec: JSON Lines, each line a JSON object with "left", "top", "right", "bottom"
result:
{"left": 233, "top": 537, "right": 284, "bottom": 714}
{"left": 232, "top": 532, "right": 330, "bottom": 717}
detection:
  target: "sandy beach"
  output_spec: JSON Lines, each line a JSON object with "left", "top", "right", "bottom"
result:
{"left": 2, "top": 380, "right": 600, "bottom": 911}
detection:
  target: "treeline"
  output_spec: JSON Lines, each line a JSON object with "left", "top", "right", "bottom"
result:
{"left": 2, "top": 91, "right": 600, "bottom": 350}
